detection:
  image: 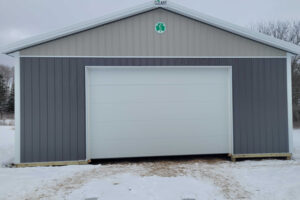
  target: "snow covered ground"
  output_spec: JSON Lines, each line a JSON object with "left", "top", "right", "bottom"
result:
{"left": 0, "top": 126, "right": 14, "bottom": 166}
{"left": 0, "top": 126, "right": 300, "bottom": 200}
{"left": 293, "top": 129, "right": 300, "bottom": 159}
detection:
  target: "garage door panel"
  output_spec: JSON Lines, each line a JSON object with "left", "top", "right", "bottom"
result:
{"left": 90, "top": 120, "right": 227, "bottom": 139}
{"left": 87, "top": 66, "right": 231, "bottom": 158}
{"left": 90, "top": 101, "right": 227, "bottom": 122}
{"left": 89, "top": 84, "right": 228, "bottom": 103}
{"left": 89, "top": 68, "right": 228, "bottom": 85}
{"left": 91, "top": 136, "right": 229, "bottom": 158}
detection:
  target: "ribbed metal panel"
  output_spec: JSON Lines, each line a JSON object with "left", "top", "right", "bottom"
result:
{"left": 20, "top": 9, "right": 285, "bottom": 57}
{"left": 20, "top": 57, "right": 288, "bottom": 162}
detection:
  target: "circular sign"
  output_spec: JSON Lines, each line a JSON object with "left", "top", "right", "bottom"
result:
{"left": 155, "top": 22, "right": 166, "bottom": 34}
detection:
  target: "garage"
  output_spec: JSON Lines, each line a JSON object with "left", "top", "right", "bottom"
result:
{"left": 2, "top": 1, "right": 299, "bottom": 164}
{"left": 86, "top": 66, "right": 232, "bottom": 159}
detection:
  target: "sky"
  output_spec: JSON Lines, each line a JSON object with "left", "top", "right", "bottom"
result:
{"left": 0, "top": 0, "right": 300, "bottom": 67}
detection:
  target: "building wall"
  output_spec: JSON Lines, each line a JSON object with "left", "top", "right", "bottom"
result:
{"left": 20, "top": 57, "right": 289, "bottom": 163}
{"left": 20, "top": 9, "right": 286, "bottom": 57}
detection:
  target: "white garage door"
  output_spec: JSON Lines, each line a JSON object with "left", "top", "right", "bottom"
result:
{"left": 86, "top": 66, "right": 231, "bottom": 159}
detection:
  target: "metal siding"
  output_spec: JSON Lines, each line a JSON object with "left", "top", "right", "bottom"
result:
{"left": 47, "top": 58, "right": 56, "bottom": 161}
{"left": 70, "top": 59, "right": 78, "bottom": 160}
{"left": 20, "top": 9, "right": 286, "bottom": 57}
{"left": 77, "top": 59, "right": 86, "bottom": 160}
{"left": 54, "top": 58, "right": 63, "bottom": 161}
{"left": 39, "top": 58, "right": 48, "bottom": 162}
{"left": 252, "top": 61, "right": 259, "bottom": 153}
{"left": 62, "top": 58, "right": 71, "bottom": 160}
{"left": 31, "top": 58, "right": 40, "bottom": 162}
{"left": 20, "top": 57, "right": 288, "bottom": 162}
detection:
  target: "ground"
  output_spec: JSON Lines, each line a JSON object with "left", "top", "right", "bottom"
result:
{"left": 0, "top": 126, "right": 300, "bottom": 200}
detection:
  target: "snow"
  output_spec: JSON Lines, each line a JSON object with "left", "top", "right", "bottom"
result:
{"left": 0, "top": 126, "right": 300, "bottom": 200}
{"left": 0, "top": 119, "right": 14, "bottom": 126}
{"left": 293, "top": 129, "right": 300, "bottom": 159}
{"left": 0, "top": 165, "right": 96, "bottom": 199}
{"left": 67, "top": 174, "right": 224, "bottom": 200}
{"left": 0, "top": 126, "right": 14, "bottom": 167}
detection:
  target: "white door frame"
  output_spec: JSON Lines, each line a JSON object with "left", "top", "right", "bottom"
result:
{"left": 85, "top": 65, "right": 233, "bottom": 160}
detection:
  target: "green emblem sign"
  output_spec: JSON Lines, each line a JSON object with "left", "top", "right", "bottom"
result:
{"left": 155, "top": 22, "right": 166, "bottom": 34}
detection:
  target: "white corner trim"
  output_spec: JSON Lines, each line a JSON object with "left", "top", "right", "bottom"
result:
{"left": 85, "top": 67, "right": 91, "bottom": 161}
{"left": 228, "top": 67, "right": 234, "bottom": 154}
{"left": 287, "top": 53, "right": 293, "bottom": 153}
{"left": 14, "top": 52, "right": 21, "bottom": 164}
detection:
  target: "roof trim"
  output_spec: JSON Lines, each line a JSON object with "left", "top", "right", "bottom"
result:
{"left": 2, "top": 1, "right": 300, "bottom": 55}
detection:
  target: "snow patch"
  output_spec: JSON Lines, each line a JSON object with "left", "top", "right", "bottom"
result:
{"left": 293, "top": 129, "right": 300, "bottom": 159}
{"left": 67, "top": 174, "right": 225, "bottom": 200}
{"left": 227, "top": 160, "right": 300, "bottom": 200}
{"left": 0, "top": 126, "right": 14, "bottom": 167}
{"left": 0, "top": 165, "right": 96, "bottom": 199}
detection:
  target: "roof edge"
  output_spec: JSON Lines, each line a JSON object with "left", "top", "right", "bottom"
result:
{"left": 166, "top": 2, "right": 300, "bottom": 55}
{"left": 1, "top": 1, "right": 156, "bottom": 54}
{"left": 1, "top": 1, "right": 300, "bottom": 55}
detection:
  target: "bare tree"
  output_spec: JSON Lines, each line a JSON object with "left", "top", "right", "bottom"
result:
{"left": 0, "top": 65, "right": 14, "bottom": 89}
{"left": 252, "top": 21, "right": 300, "bottom": 121}
{"left": 0, "top": 65, "right": 14, "bottom": 117}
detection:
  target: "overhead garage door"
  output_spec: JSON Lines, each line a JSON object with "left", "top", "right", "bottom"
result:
{"left": 86, "top": 66, "right": 231, "bottom": 159}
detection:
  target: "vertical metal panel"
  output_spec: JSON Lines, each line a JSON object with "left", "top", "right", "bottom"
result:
{"left": 77, "top": 59, "right": 86, "bottom": 159}
{"left": 47, "top": 58, "right": 56, "bottom": 160}
{"left": 20, "top": 57, "right": 288, "bottom": 162}
{"left": 20, "top": 9, "right": 286, "bottom": 57}
{"left": 62, "top": 58, "right": 71, "bottom": 160}
{"left": 251, "top": 61, "right": 260, "bottom": 153}
{"left": 70, "top": 59, "right": 78, "bottom": 160}
{"left": 54, "top": 58, "right": 63, "bottom": 161}
{"left": 31, "top": 58, "right": 40, "bottom": 162}
{"left": 39, "top": 58, "right": 48, "bottom": 162}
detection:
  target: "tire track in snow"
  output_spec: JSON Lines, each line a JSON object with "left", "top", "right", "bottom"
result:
{"left": 22, "top": 164, "right": 139, "bottom": 200}
{"left": 22, "top": 159, "right": 252, "bottom": 200}
{"left": 194, "top": 162, "right": 252, "bottom": 199}
{"left": 138, "top": 160, "right": 252, "bottom": 199}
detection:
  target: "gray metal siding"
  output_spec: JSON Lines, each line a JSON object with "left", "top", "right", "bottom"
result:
{"left": 20, "top": 57, "right": 288, "bottom": 162}
{"left": 20, "top": 9, "right": 286, "bottom": 57}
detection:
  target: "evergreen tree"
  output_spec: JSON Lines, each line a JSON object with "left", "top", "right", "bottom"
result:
{"left": 7, "top": 83, "right": 14, "bottom": 113}
{"left": 0, "top": 74, "right": 8, "bottom": 116}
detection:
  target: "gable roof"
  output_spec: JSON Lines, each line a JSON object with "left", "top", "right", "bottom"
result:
{"left": 2, "top": 1, "right": 300, "bottom": 55}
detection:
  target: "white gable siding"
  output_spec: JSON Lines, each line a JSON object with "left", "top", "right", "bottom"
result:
{"left": 20, "top": 8, "right": 286, "bottom": 57}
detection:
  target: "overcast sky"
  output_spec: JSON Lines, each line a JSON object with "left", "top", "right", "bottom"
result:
{"left": 0, "top": 0, "right": 300, "bottom": 66}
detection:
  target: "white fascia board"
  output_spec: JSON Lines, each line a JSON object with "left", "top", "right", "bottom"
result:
{"left": 2, "top": 1, "right": 300, "bottom": 55}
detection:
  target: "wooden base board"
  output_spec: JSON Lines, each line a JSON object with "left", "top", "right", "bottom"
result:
{"left": 229, "top": 153, "right": 292, "bottom": 162}
{"left": 13, "top": 160, "right": 90, "bottom": 168}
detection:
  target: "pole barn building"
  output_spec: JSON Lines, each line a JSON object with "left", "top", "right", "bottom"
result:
{"left": 2, "top": 1, "right": 300, "bottom": 164}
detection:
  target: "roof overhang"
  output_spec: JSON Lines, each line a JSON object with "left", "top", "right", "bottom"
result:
{"left": 2, "top": 1, "right": 300, "bottom": 56}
